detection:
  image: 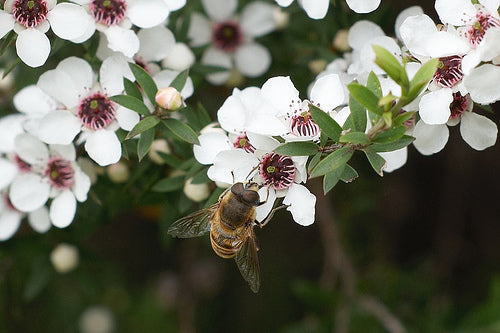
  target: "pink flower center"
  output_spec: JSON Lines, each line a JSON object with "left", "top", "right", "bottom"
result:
{"left": 466, "top": 9, "right": 500, "bottom": 47}
{"left": 212, "top": 21, "right": 243, "bottom": 52}
{"left": 449, "top": 92, "right": 470, "bottom": 119}
{"left": 286, "top": 100, "right": 320, "bottom": 138}
{"left": 233, "top": 134, "right": 255, "bottom": 153}
{"left": 44, "top": 157, "right": 75, "bottom": 190}
{"left": 12, "top": 0, "right": 48, "bottom": 28}
{"left": 77, "top": 93, "right": 117, "bottom": 130}
{"left": 434, "top": 55, "right": 464, "bottom": 88}
{"left": 259, "top": 153, "right": 295, "bottom": 190}
{"left": 90, "top": 0, "right": 127, "bottom": 26}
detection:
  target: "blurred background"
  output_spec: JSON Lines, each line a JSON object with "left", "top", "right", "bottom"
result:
{"left": 1, "top": 0, "right": 499, "bottom": 332}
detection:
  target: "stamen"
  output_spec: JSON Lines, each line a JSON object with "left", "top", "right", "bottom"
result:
{"left": 90, "top": 0, "right": 127, "bottom": 26}
{"left": 77, "top": 93, "right": 117, "bottom": 130}
{"left": 212, "top": 21, "right": 243, "bottom": 52}
{"left": 259, "top": 153, "right": 295, "bottom": 190}
{"left": 12, "top": 0, "right": 48, "bottom": 28}
{"left": 433, "top": 56, "right": 464, "bottom": 88}
{"left": 44, "top": 157, "right": 75, "bottom": 190}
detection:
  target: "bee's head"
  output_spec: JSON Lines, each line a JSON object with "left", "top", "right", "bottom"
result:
{"left": 231, "top": 182, "right": 261, "bottom": 206}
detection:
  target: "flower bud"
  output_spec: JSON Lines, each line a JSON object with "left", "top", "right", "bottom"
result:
{"left": 308, "top": 59, "right": 327, "bottom": 74}
{"left": 183, "top": 178, "right": 210, "bottom": 202}
{"left": 333, "top": 29, "right": 350, "bottom": 52}
{"left": 148, "top": 139, "right": 171, "bottom": 165}
{"left": 161, "top": 43, "right": 195, "bottom": 71}
{"left": 273, "top": 7, "right": 289, "bottom": 30}
{"left": 107, "top": 161, "right": 130, "bottom": 183}
{"left": 50, "top": 243, "right": 79, "bottom": 274}
{"left": 155, "top": 87, "right": 183, "bottom": 111}
{"left": 79, "top": 306, "right": 115, "bottom": 333}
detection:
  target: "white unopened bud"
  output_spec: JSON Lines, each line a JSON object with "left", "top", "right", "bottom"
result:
{"left": 225, "top": 68, "right": 245, "bottom": 87}
{"left": 184, "top": 178, "right": 210, "bottom": 202}
{"left": 308, "top": 59, "right": 327, "bottom": 74}
{"left": 148, "top": 139, "right": 171, "bottom": 164}
{"left": 79, "top": 306, "right": 115, "bottom": 333}
{"left": 0, "top": 69, "right": 14, "bottom": 91}
{"left": 50, "top": 243, "right": 79, "bottom": 274}
{"left": 200, "top": 122, "right": 226, "bottom": 135}
{"left": 155, "top": 87, "right": 184, "bottom": 111}
{"left": 107, "top": 161, "right": 129, "bottom": 183}
{"left": 274, "top": 7, "right": 289, "bottom": 30}
{"left": 333, "top": 29, "right": 350, "bottom": 52}
{"left": 162, "top": 43, "right": 195, "bottom": 71}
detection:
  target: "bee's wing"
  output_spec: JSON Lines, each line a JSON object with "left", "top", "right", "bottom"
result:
{"left": 235, "top": 226, "right": 260, "bottom": 293}
{"left": 167, "top": 203, "right": 219, "bottom": 238}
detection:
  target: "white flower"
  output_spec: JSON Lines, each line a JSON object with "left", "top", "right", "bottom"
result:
{"left": 187, "top": 0, "right": 277, "bottom": 84}
{"left": 29, "top": 57, "right": 139, "bottom": 166}
{"left": 0, "top": 0, "right": 92, "bottom": 67}
{"left": 8, "top": 134, "right": 91, "bottom": 228}
{"left": 275, "top": 0, "right": 380, "bottom": 19}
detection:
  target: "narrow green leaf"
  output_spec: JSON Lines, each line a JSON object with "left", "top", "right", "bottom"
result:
{"left": 0, "top": 31, "right": 16, "bottom": 57}
{"left": 274, "top": 142, "right": 319, "bottom": 156}
{"left": 339, "top": 164, "right": 358, "bottom": 183}
{"left": 123, "top": 77, "right": 142, "bottom": 100}
{"left": 372, "top": 125, "right": 406, "bottom": 143}
{"left": 137, "top": 127, "right": 155, "bottom": 162}
{"left": 371, "top": 135, "right": 414, "bottom": 152}
{"left": 308, "top": 152, "right": 322, "bottom": 173}
{"left": 196, "top": 103, "right": 212, "bottom": 128}
{"left": 162, "top": 118, "right": 200, "bottom": 145}
{"left": 366, "top": 71, "right": 383, "bottom": 98}
{"left": 129, "top": 63, "right": 158, "bottom": 105}
{"left": 372, "top": 45, "right": 408, "bottom": 87}
{"left": 339, "top": 132, "right": 370, "bottom": 145}
{"left": 349, "top": 94, "right": 367, "bottom": 132}
{"left": 191, "top": 167, "right": 211, "bottom": 184}
{"left": 152, "top": 175, "right": 185, "bottom": 192}
{"left": 310, "top": 146, "right": 354, "bottom": 178}
{"left": 348, "top": 83, "right": 383, "bottom": 115}
{"left": 323, "top": 167, "right": 342, "bottom": 194}
{"left": 393, "top": 111, "right": 415, "bottom": 126}
{"left": 110, "top": 95, "right": 151, "bottom": 116}
{"left": 408, "top": 58, "right": 439, "bottom": 99}
{"left": 309, "top": 104, "right": 342, "bottom": 141}
{"left": 126, "top": 116, "right": 160, "bottom": 140}
{"left": 169, "top": 69, "right": 189, "bottom": 91}
{"left": 364, "top": 147, "right": 386, "bottom": 176}
{"left": 157, "top": 152, "right": 183, "bottom": 169}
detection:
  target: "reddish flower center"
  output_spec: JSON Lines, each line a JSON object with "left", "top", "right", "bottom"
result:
{"left": 434, "top": 55, "right": 464, "bottom": 88}
{"left": 259, "top": 153, "right": 295, "bottom": 190}
{"left": 212, "top": 21, "right": 243, "bottom": 52}
{"left": 289, "top": 111, "right": 320, "bottom": 137}
{"left": 12, "top": 0, "right": 48, "bottom": 28}
{"left": 449, "top": 92, "right": 470, "bottom": 119}
{"left": 14, "top": 155, "right": 31, "bottom": 173}
{"left": 90, "top": 0, "right": 127, "bottom": 26}
{"left": 77, "top": 93, "right": 116, "bottom": 130}
{"left": 466, "top": 9, "right": 500, "bottom": 47}
{"left": 44, "top": 157, "right": 75, "bottom": 190}
{"left": 233, "top": 134, "right": 255, "bottom": 153}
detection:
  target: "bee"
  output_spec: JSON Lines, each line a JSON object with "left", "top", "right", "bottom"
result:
{"left": 168, "top": 182, "right": 264, "bottom": 293}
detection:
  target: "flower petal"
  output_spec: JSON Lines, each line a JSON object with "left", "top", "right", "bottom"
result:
{"left": 28, "top": 206, "right": 51, "bottom": 233}
{"left": 347, "top": 20, "right": 385, "bottom": 50}
{"left": 201, "top": 47, "right": 232, "bottom": 85}
{"left": 0, "top": 158, "right": 17, "bottom": 191}
{"left": 84, "top": 130, "right": 122, "bottom": 166}
{"left": 234, "top": 42, "right": 271, "bottom": 78}
{"left": 38, "top": 111, "right": 82, "bottom": 145}
{"left": 137, "top": 25, "right": 176, "bottom": 62}
{"left": 193, "top": 132, "right": 231, "bottom": 165}
{"left": 394, "top": 6, "right": 423, "bottom": 41}
{"left": 310, "top": 73, "right": 345, "bottom": 111}
{"left": 72, "top": 167, "right": 91, "bottom": 202}
{"left": 299, "top": 0, "right": 329, "bottom": 19}
{"left": 161, "top": 42, "right": 196, "bottom": 71}
{"left": 435, "top": 0, "right": 476, "bottom": 26}
{"left": 187, "top": 13, "right": 212, "bottom": 47}
{"left": 207, "top": 149, "right": 259, "bottom": 184}
{"left": 99, "top": 54, "right": 134, "bottom": 96}
{"left": 9, "top": 173, "right": 51, "bottom": 212}
{"left": 255, "top": 186, "right": 276, "bottom": 222}
{"left": 379, "top": 148, "right": 407, "bottom": 173}
{"left": 412, "top": 121, "right": 449, "bottom": 155}
{"left": 464, "top": 64, "right": 500, "bottom": 104}
{"left": 0, "top": 115, "right": 26, "bottom": 153}
{"left": 48, "top": 3, "right": 92, "bottom": 40}
{"left": 0, "top": 11, "right": 15, "bottom": 39}
{"left": 13, "top": 85, "right": 56, "bottom": 117}
{"left": 0, "top": 211, "right": 22, "bottom": 241}
{"left": 282, "top": 183, "right": 316, "bottom": 226}
{"left": 15, "top": 133, "right": 49, "bottom": 165}
{"left": 201, "top": 0, "right": 237, "bottom": 21}
{"left": 16, "top": 28, "right": 50, "bottom": 67}
{"left": 261, "top": 76, "right": 299, "bottom": 114}
{"left": 418, "top": 89, "right": 453, "bottom": 125}
{"left": 345, "top": 0, "right": 380, "bottom": 14}
{"left": 103, "top": 26, "right": 140, "bottom": 58}
{"left": 240, "top": 1, "right": 276, "bottom": 37}
{"left": 164, "top": 0, "right": 186, "bottom": 11}
{"left": 127, "top": 0, "right": 170, "bottom": 28}
{"left": 460, "top": 112, "right": 497, "bottom": 150}
{"left": 50, "top": 190, "right": 76, "bottom": 228}
{"left": 115, "top": 105, "right": 140, "bottom": 131}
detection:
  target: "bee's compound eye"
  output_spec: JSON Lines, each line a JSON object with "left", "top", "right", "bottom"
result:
{"left": 241, "top": 190, "right": 260, "bottom": 205}
{"left": 231, "top": 182, "right": 244, "bottom": 195}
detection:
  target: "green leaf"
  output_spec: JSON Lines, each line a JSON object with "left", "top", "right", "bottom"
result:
{"left": 309, "top": 146, "right": 354, "bottom": 178}
{"left": 349, "top": 94, "right": 367, "bottom": 132}
{"left": 364, "top": 147, "right": 386, "bottom": 176}
{"left": 191, "top": 167, "right": 211, "bottom": 184}
{"left": 323, "top": 167, "right": 342, "bottom": 194}
{"left": 339, "top": 164, "right": 358, "bottom": 183}
{"left": 309, "top": 104, "right": 342, "bottom": 141}
{"left": 372, "top": 125, "right": 406, "bottom": 143}
{"left": 366, "top": 72, "right": 383, "bottom": 98}
{"left": 339, "top": 132, "right": 370, "bottom": 145}
{"left": 308, "top": 152, "right": 322, "bottom": 173}
{"left": 123, "top": 77, "right": 142, "bottom": 100}
{"left": 126, "top": 116, "right": 160, "bottom": 140}
{"left": 196, "top": 103, "right": 212, "bottom": 128}
{"left": 137, "top": 127, "right": 155, "bottom": 162}
{"left": 393, "top": 111, "right": 415, "bottom": 126}
{"left": 371, "top": 135, "right": 414, "bottom": 152}
{"left": 0, "top": 31, "right": 16, "bottom": 57}
{"left": 129, "top": 63, "right": 158, "bottom": 105}
{"left": 110, "top": 95, "right": 151, "bottom": 116}
{"left": 274, "top": 142, "right": 319, "bottom": 156}
{"left": 169, "top": 69, "right": 189, "bottom": 92}
{"left": 348, "top": 83, "right": 383, "bottom": 115}
{"left": 408, "top": 58, "right": 439, "bottom": 100}
{"left": 372, "top": 45, "right": 409, "bottom": 88}
{"left": 157, "top": 152, "right": 183, "bottom": 169}
{"left": 152, "top": 175, "right": 185, "bottom": 192}
{"left": 162, "top": 118, "right": 200, "bottom": 145}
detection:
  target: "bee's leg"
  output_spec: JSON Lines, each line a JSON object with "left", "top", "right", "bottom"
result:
{"left": 257, "top": 186, "right": 271, "bottom": 206}
{"left": 256, "top": 204, "right": 288, "bottom": 228}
